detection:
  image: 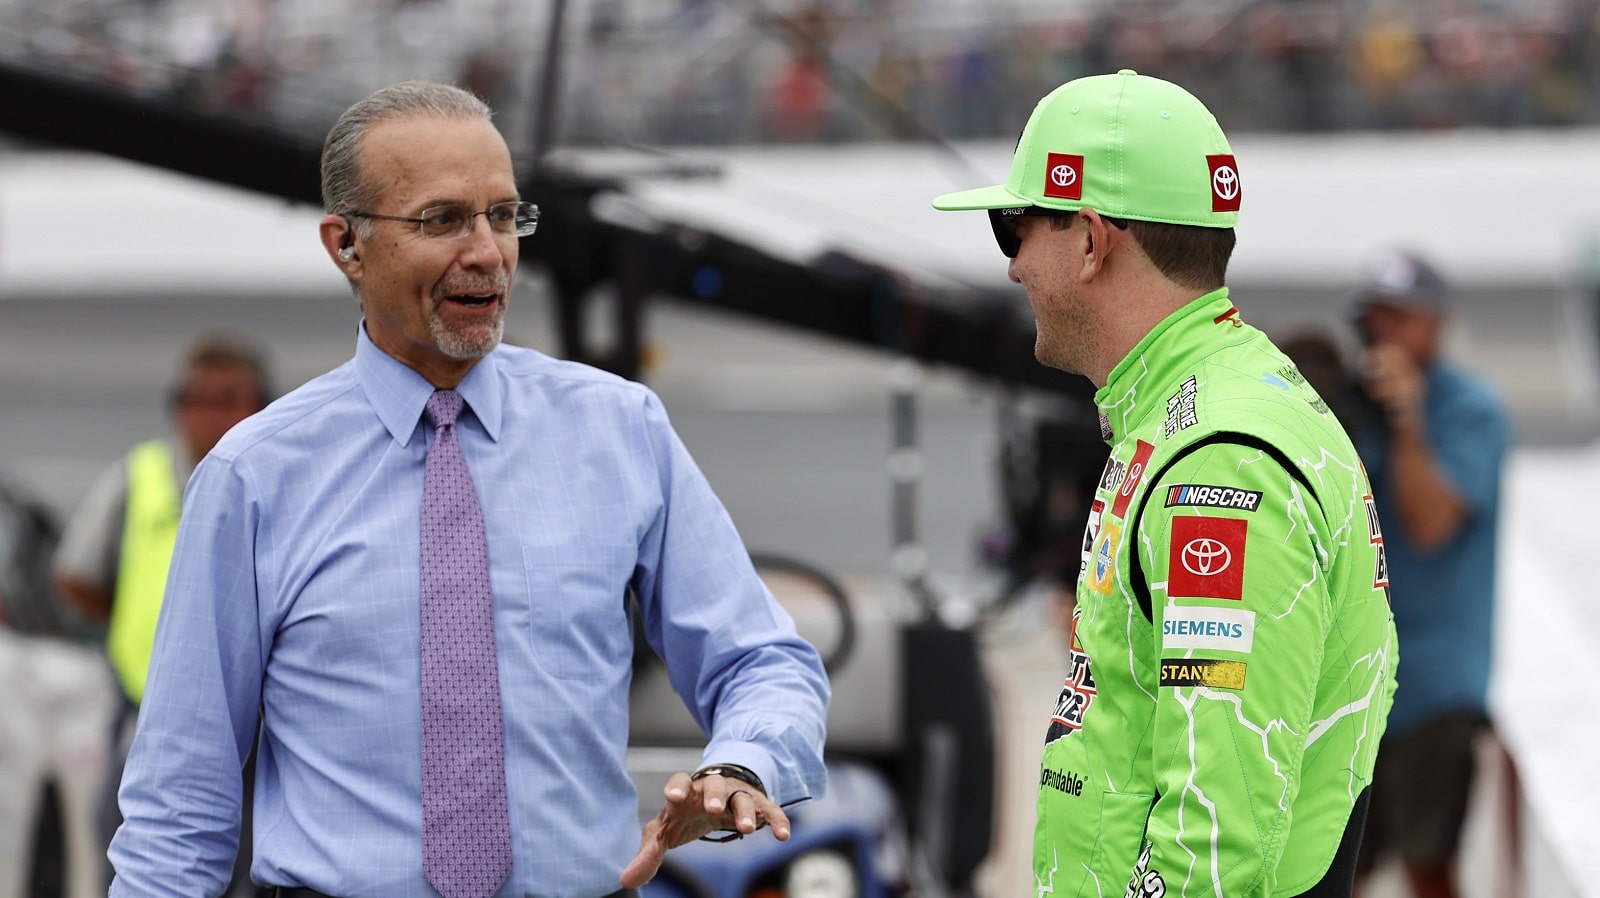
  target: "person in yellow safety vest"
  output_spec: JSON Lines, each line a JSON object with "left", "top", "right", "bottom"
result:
{"left": 53, "top": 332, "right": 272, "bottom": 895}
{"left": 103, "top": 437, "right": 182, "bottom": 704}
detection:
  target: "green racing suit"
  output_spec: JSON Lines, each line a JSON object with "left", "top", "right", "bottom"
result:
{"left": 1036, "top": 289, "right": 1399, "bottom": 898}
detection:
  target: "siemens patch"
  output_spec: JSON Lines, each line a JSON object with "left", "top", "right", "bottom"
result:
{"left": 1162, "top": 606, "right": 1255, "bottom": 652}
{"left": 1164, "top": 484, "right": 1263, "bottom": 512}
{"left": 1159, "top": 658, "right": 1247, "bottom": 690}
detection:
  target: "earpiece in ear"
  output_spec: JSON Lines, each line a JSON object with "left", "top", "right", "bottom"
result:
{"left": 338, "top": 246, "right": 358, "bottom": 262}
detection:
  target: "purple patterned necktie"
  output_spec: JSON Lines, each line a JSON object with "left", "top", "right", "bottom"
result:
{"left": 420, "top": 389, "right": 512, "bottom": 898}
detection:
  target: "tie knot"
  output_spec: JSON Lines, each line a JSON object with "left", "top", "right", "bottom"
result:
{"left": 424, "top": 389, "right": 464, "bottom": 430}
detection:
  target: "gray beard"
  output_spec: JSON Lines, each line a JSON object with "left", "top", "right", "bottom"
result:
{"left": 430, "top": 310, "right": 504, "bottom": 360}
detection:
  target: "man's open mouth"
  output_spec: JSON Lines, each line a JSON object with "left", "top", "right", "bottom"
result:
{"left": 446, "top": 292, "right": 500, "bottom": 308}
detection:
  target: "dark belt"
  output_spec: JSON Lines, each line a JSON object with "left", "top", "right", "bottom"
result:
{"left": 275, "top": 883, "right": 636, "bottom": 889}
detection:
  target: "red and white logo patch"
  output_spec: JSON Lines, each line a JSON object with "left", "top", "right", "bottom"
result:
{"left": 1168, "top": 515, "right": 1247, "bottom": 600}
{"left": 1110, "top": 440, "right": 1155, "bottom": 519}
{"left": 1207, "top": 154, "right": 1241, "bottom": 212}
{"left": 1044, "top": 153, "right": 1084, "bottom": 201}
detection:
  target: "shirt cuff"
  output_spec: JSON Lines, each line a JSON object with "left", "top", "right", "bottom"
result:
{"left": 699, "top": 741, "right": 780, "bottom": 803}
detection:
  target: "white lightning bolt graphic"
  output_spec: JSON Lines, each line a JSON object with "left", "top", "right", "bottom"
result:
{"left": 1036, "top": 845, "right": 1060, "bottom": 898}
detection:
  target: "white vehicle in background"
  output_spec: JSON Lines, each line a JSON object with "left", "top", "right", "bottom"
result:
{"left": 0, "top": 477, "right": 118, "bottom": 898}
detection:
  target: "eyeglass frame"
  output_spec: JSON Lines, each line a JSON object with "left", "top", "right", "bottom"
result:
{"left": 344, "top": 200, "right": 540, "bottom": 240}
{"left": 987, "top": 206, "right": 1128, "bottom": 259}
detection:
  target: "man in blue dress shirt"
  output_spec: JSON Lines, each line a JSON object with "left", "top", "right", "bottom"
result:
{"left": 107, "top": 81, "right": 830, "bottom": 898}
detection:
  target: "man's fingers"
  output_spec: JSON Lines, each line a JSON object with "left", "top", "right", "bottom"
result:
{"left": 620, "top": 819, "right": 668, "bottom": 889}
{"left": 722, "top": 788, "right": 793, "bottom": 840}
{"left": 626, "top": 771, "right": 796, "bottom": 889}
{"left": 618, "top": 848, "right": 663, "bottom": 889}
{"left": 727, "top": 789, "right": 758, "bottom": 833}
{"left": 663, "top": 771, "right": 694, "bottom": 803}
{"left": 755, "top": 793, "right": 792, "bottom": 840}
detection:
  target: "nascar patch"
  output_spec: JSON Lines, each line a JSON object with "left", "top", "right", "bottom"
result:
{"left": 1162, "top": 606, "right": 1255, "bottom": 653}
{"left": 1164, "top": 483, "right": 1263, "bottom": 512}
{"left": 1159, "top": 658, "right": 1247, "bottom": 690}
{"left": 1167, "top": 515, "right": 1247, "bottom": 600}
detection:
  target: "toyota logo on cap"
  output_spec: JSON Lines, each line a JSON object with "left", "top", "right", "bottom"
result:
{"left": 1214, "top": 167, "right": 1238, "bottom": 199}
{"left": 1207, "top": 154, "right": 1241, "bottom": 212}
{"left": 1044, "top": 152, "right": 1084, "bottom": 201}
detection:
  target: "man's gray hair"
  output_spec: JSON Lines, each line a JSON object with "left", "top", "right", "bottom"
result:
{"left": 320, "top": 82, "right": 495, "bottom": 230}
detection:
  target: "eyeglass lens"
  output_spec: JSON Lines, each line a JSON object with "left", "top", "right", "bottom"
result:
{"left": 418, "top": 202, "right": 539, "bottom": 239}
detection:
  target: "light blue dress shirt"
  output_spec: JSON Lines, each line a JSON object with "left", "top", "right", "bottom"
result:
{"left": 109, "top": 326, "right": 830, "bottom": 898}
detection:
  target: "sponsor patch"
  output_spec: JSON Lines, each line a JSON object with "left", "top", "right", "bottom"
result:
{"left": 1164, "top": 376, "right": 1199, "bottom": 438}
{"left": 1087, "top": 522, "right": 1120, "bottom": 595}
{"left": 1162, "top": 606, "right": 1255, "bottom": 653}
{"left": 1167, "top": 515, "right": 1247, "bottom": 600}
{"left": 1365, "top": 493, "right": 1391, "bottom": 603}
{"left": 1109, "top": 440, "right": 1155, "bottom": 519}
{"left": 1099, "top": 454, "right": 1127, "bottom": 493}
{"left": 1040, "top": 766, "right": 1085, "bottom": 797}
{"left": 1159, "top": 658, "right": 1247, "bottom": 690}
{"left": 1164, "top": 483, "right": 1263, "bottom": 512}
{"left": 1047, "top": 610, "right": 1097, "bottom": 741}
{"left": 1078, "top": 498, "right": 1106, "bottom": 579}
{"left": 1044, "top": 152, "right": 1085, "bottom": 200}
{"left": 1207, "top": 154, "right": 1241, "bottom": 212}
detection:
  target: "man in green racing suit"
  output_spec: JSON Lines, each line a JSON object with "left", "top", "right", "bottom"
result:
{"left": 933, "top": 71, "right": 1398, "bottom": 898}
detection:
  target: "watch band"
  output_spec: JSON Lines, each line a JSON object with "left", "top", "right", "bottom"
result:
{"left": 690, "top": 763, "right": 765, "bottom": 795}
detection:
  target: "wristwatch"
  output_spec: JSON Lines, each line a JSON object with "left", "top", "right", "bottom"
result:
{"left": 690, "top": 763, "right": 765, "bottom": 795}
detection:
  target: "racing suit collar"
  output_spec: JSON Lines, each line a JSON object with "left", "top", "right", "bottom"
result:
{"left": 1094, "top": 287, "right": 1236, "bottom": 444}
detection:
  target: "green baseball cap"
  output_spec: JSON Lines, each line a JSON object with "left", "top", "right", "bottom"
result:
{"left": 932, "top": 69, "right": 1240, "bottom": 228}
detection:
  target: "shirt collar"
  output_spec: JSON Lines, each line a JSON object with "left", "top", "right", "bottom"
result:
{"left": 1095, "top": 287, "right": 1237, "bottom": 444}
{"left": 354, "top": 323, "right": 505, "bottom": 447}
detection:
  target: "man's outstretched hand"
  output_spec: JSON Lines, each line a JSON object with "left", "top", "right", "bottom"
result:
{"left": 620, "top": 770, "right": 793, "bottom": 888}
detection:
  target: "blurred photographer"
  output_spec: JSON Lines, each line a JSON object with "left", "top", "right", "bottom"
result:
{"left": 1347, "top": 250, "right": 1511, "bottom": 898}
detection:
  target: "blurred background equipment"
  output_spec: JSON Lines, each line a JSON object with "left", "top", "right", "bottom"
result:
{"left": 0, "top": 478, "right": 117, "bottom": 898}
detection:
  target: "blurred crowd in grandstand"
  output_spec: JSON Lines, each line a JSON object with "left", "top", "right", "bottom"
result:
{"left": 3, "top": 0, "right": 1599, "bottom": 150}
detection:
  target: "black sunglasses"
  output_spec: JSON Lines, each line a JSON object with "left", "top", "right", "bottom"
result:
{"left": 987, "top": 207, "right": 1128, "bottom": 258}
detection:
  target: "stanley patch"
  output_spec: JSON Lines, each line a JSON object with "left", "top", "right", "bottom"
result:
{"left": 1159, "top": 658, "right": 1247, "bottom": 690}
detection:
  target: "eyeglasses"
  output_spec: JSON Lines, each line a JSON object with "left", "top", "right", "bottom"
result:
{"left": 346, "top": 201, "right": 540, "bottom": 240}
{"left": 987, "top": 207, "right": 1127, "bottom": 258}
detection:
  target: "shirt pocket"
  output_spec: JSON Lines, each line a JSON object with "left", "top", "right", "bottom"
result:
{"left": 521, "top": 541, "right": 637, "bottom": 680}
